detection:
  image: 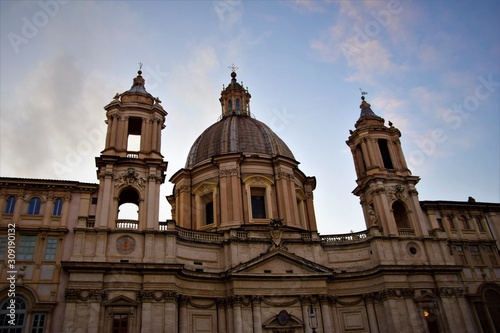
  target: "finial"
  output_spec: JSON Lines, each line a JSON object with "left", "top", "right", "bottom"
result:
{"left": 138, "top": 62, "right": 143, "bottom": 75}
{"left": 359, "top": 88, "right": 368, "bottom": 101}
{"left": 228, "top": 63, "right": 239, "bottom": 73}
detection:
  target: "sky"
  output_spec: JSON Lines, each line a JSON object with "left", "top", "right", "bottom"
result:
{"left": 0, "top": 0, "right": 499, "bottom": 235}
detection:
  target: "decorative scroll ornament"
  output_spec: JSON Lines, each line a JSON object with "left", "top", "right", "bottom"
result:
{"left": 65, "top": 289, "right": 108, "bottom": 302}
{"left": 387, "top": 185, "right": 408, "bottom": 203}
{"left": 115, "top": 168, "right": 146, "bottom": 190}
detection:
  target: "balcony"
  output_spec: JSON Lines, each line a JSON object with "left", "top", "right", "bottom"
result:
{"left": 116, "top": 219, "right": 139, "bottom": 229}
{"left": 398, "top": 228, "right": 415, "bottom": 237}
{"left": 126, "top": 151, "right": 139, "bottom": 158}
{"left": 321, "top": 230, "right": 370, "bottom": 244}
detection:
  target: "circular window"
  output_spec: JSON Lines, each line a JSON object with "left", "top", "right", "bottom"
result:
{"left": 406, "top": 242, "right": 420, "bottom": 257}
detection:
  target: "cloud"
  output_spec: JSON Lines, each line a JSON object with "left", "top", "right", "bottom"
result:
{"left": 0, "top": 1, "right": 147, "bottom": 181}
{"left": 291, "top": 0, "right": 326, "bottom": 13}
{"left": 310, "top": 1, "right": 408, "bottom": 84}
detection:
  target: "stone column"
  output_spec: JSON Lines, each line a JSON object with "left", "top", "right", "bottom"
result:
{"left": 403, "top": 293, "right": 420, "bottom": 333}
{"left": 216, "top": 298, "right": 227, "bottom": 333}
{"left": 59, "top": 193, "right": 71, "bottom": 227}
{"left": 42, "top": 194, "right": 53, "bottom": 226}
{"left": 360, "top": 139, "right": 373, "bottom": 168}
{"left": 252, "top": 296, "right": 263, "bottom": 333}
{"left": 141, "top": 302, "right": 152, "bottom": 332}
{"left": 232, "top": 296, "right": 243, "bottom": 333}
{"left": 319, "top": 295, "right": 333, "bottom": 332}
{"left": 13, "top": 192, "right": 23, "bottom": 222}
{"left": 164, "top": 292, "right": 178, "bottom": 333}
{"left": 178, "top": 295, "right": 190, "bottom": 333}
{"left": 300, "top": 296, "right": 313, "bottom": 333}
{"left": 456, "top": 294, "right": 475, "bottom": 333}
{"left": 140, "top": 117, "right": 149, "bottom": 152}
{"left": 364, "top": 295, "right": 379, "bottom": 333}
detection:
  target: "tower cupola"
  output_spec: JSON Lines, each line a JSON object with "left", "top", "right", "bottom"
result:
{"left": 355, "top": 96, "right": 385, "bottom": 129}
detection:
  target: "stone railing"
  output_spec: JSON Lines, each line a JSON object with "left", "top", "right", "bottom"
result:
{"left": 397, "top": 228, "right": 415, "bottom": 236}
{"left": 321, "top": 230, "right": 370, "bottom": 244}
{"left": 116, "top": 219, "right": 139, "bottom": 229}
{"left": 175, "top": 227, "right": 224, "bottom": 243}
{"left": 126, "top": 151, "right": 139, "bottom": 158}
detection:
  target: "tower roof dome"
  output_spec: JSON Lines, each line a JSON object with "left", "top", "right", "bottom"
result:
{"left": 185, "top": 69, "right": 295, "bottom": 167}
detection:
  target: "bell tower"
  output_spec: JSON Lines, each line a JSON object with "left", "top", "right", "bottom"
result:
{"left": 95, "top": 69, "right": 168, "bottom": 231}
{"left": 346, "top": 96, "right": 428, "bottom": 237}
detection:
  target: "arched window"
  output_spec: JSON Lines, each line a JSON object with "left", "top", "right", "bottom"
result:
{"left": 193, "top": 182, "right": 217, "bottom": 229}
{"left": 235, "top": 98, "right": 241, "bottom": 110}
{"left": 117, "top": 188, "right": 140, "bottom": 221}
{"left": 27, "top": 197, "right": 41, "bottom": 215}
{"left": 484, "top": 289, "right": 500, "bottom": 331}
{"left": 4, "top": 196, "right": 16, "bottom": 214}
{"left": 392, "top": 200, "right": 409, "bottom": 228}
{"left": 474, "top": 286, "right": 500, "bottom": 332}
{"left": 0, "top": 296, "right": 27, "bottom": 330}
{"left": 228, "top": 100, "right": 233, "bottom": 111}
{"left": 52, "top": 198, "right": 63, "bottom": 216}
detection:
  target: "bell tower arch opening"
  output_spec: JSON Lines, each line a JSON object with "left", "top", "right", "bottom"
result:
{"left": 117, "top": 187, "right": 140, "bottom": 221}
{"left": 127, "top": 117, "right": 142, "bottom": 153}
{"left": 392, "top": 200, "right": 410, "bottom": 229}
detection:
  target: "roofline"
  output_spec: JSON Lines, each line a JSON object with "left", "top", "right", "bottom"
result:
{"left": 420, "top": 200, "right": 500, "bottom": 211}
{"left": 0, "top": 177, "right": 98, "bottom": 189}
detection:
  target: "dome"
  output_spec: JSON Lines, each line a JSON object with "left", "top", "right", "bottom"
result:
{"left": 186, "top": 115, "right": 295, "bottom": 167}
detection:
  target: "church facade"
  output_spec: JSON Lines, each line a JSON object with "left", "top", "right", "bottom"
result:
{"left": 0, "top": 69, "right": 499, "bottom": 333}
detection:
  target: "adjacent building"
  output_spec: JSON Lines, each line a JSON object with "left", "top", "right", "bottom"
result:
{"left": 1, "top": 69, "right": 499, "bottom": 333}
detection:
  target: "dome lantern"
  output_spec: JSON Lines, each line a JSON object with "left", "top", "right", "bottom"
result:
{"left": 219, "top": 66, "right": 251, "bottom": 118}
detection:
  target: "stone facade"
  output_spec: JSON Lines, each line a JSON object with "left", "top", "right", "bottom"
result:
{"left": 0, "top": 70, "right": 499, "bottom": 333}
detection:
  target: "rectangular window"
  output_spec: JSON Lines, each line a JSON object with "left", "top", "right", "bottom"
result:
{"left": 251, "top": 188, "right": 266, "bottom": 219}
{"left": 18, "top": 235, "right": 36, "bottom": 260}
{"left": 436, "top": 218, "right": 444, "bottom": 230}
{"left": 476, "top": 217, "right": 485, "bottom": 231}
{"left": 112, "top": 314, "right": 128, "bottom": 333}
{"left": 447, "top": 216, "right": 455, "bottom": 230}
{"left": 205, "top": 201, "right": 214, "bottom": 225}
{"left": 127, "top": 117, "right": 142, "bottom": 153}
{"left": 0, "top": 237, "right": 6, "bottom": 260}
{"left": 91, "top": 197, "right": 98, "bottom": 205}
{"left": 377, "top": 139, "right": 394, "bottom": 169}
{"left": 455, "top": 245, "right": 467, "bottom": 265}
{"left": 30, "top": 313, "right": 46, "bottom": 333}
{"left": 484, "top": 245, "right": 498, "bottom": 265}
{"left": 44, "top": 238, "right": 58, "bottom": 261}
{"left": 470, "top": 245, "right": 484, "bottom": 265}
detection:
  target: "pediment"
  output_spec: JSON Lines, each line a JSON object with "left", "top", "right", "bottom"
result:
{"left": 104, "top": 295, "right": 138, "bottom": 306}
{"left": 227, "top": 249, "right": 333, "bottom": 277}
{"left": 414, "top": 292, "right": 440, "bottom": 303}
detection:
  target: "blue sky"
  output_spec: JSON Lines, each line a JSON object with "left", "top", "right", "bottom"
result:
{"left": 1, "top": 0, "right": 499, "bottom": 235}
